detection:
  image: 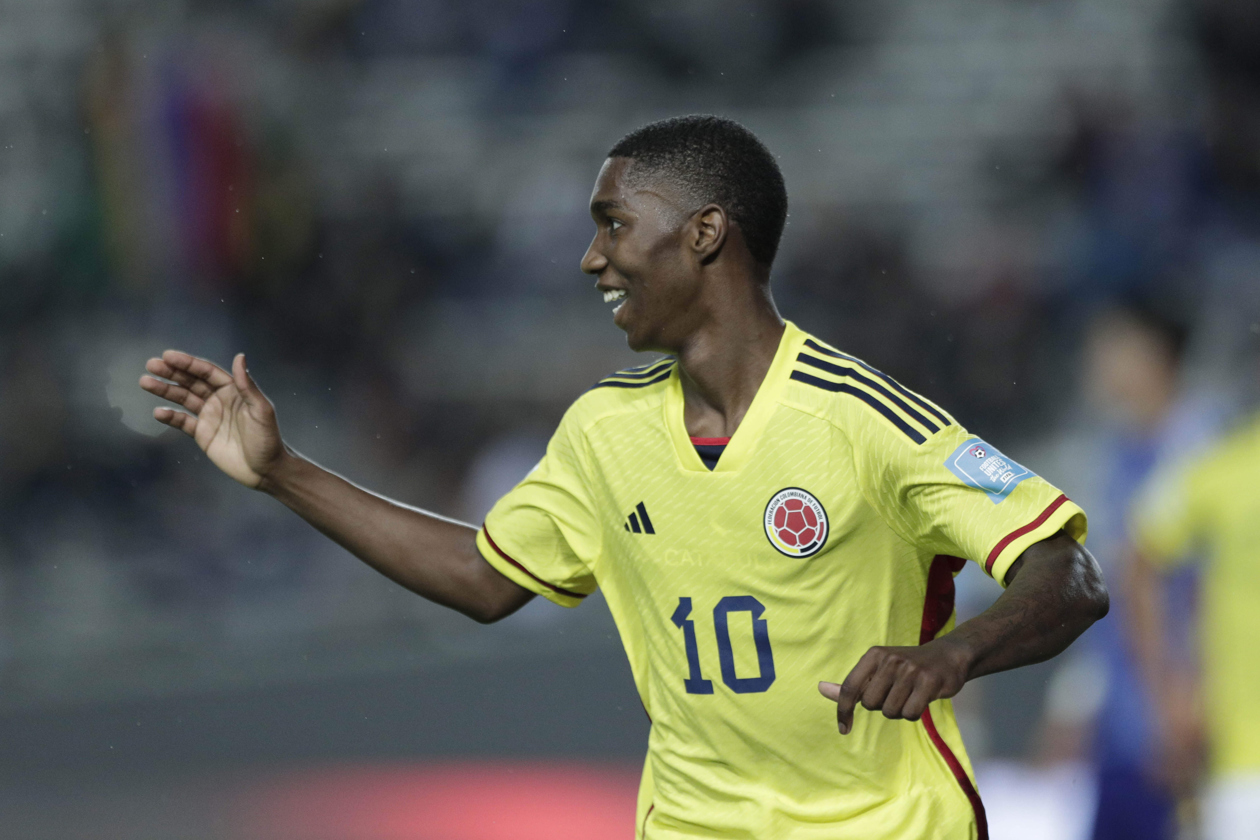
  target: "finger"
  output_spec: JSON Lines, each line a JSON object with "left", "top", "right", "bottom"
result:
{"left": 900, "top": 681, "right": 936, "bottom": 722}
{"left": 881, "top": 667, "right": 916, "bottom": 719}
{"left": 161, "top": 350, "right": 233, "bottom": 388}
{"left": 835, "top": 650, "right": 882, "bottom": 735}
{"left": 145, "top": 359, "right": 215, "bottom": 399}
{"left": 153, "top": 406, "right": 197, "bottom": 437}
{"left": 859, "top": 657, "right": 901, "bottom": 714}
{"left": 140, "top": 375, "right": 206, "bottom": 413}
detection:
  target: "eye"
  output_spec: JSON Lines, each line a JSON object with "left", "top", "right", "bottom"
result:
{"left": 609, "top": 218, "right": 624, "bottom": 233}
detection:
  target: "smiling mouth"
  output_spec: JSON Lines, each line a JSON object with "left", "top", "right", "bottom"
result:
{"left": 602, "top": 289, "right": 626, "bottom": 304}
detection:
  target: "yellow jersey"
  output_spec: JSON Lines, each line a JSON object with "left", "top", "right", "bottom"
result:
{"left": 1131, "top": 410, "right": 1260, "bottom": 776}
{"left": 476, "top": 321, "right": 1087, "bottom": 839}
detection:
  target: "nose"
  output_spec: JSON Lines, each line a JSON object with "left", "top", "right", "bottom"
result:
{"left": 580, "top": 233, "right": 606, "bottom": 276}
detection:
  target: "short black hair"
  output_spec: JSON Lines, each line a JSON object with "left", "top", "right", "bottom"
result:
{"left": 1119, "top": 295, "right": 1192, "bottom": 362}
{"left": 608, "top": 115, "right": 788, "bottom": 268}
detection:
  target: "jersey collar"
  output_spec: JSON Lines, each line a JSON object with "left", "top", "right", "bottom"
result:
{"left": 662, "top": 320, "right": 807, "bottom": 474}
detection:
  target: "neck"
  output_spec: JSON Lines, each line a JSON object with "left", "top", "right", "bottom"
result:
{"left": 1132, "top": 380, "right": 1177, "bottom": 434}
{"left": 676, "top": 282, "right": 785, "bottom": 438}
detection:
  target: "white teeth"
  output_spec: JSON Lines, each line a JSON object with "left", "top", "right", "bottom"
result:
{"left": 603, "top": 289, "right": 627, "bottom": 304}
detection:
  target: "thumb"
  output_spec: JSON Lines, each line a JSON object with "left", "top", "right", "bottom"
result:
{"left": 819, "top": 680, "right": 855, "bottom": 735}
{"left": 232, "top": 353, "right": 262, "bottom": 403}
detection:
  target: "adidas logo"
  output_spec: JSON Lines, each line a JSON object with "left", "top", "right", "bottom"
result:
{"left": 623, "top": 502, "right": 656, "bottom": 535}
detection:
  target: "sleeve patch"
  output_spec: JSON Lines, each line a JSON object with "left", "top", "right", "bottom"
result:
{"left": 945, "top": 438, "right": 1034, "bottom": 504}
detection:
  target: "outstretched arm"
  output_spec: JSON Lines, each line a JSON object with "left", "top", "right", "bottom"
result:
{"left": 820, "top": 531, "right": 1108, "bottom": 734}
{"left": 140, "top": 351, "right": 533, "bottom": 624}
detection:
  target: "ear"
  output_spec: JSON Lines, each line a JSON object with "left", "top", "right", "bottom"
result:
{"left": 688, "top": 204, "right": 728, "bottom": 264}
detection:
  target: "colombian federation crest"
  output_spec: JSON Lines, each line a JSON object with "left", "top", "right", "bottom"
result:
{"left": 764, "top": 488, "right": 829, "bottom": 557}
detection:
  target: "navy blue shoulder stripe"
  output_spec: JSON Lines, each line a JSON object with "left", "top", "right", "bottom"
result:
{"left": 802, "top": 339, "right": 951, "bottom": 427}
{"left": 789, "top": 370, "right": 927, "bottom": 444}
{"left": 593, "top": 368, "right": 673, "bottom": 389}
{"left": 796, "top": 353, "right": 939, "bottom": 435}
{"left": 603, "top": 359, "right": 676, "bottom": 380}
{"left": 619, "top": 357, "right": 676, "bottom": 374}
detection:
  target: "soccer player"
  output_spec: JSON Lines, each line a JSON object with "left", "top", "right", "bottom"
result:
{"left": 1128, "top": 392, "right": 1260, "bottom": 840}
{"left": 139, "top": 115, "right": 1108, "bottom": 839}
{"left": 1074, "top": 303, "right": 1225, "bottom": 840}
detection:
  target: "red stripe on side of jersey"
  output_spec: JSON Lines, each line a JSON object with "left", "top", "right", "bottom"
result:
{"left": 481, "top": 527, "right": 587, "bottom": 600}
{"left": 922, "top": 708, "right": 989, "bottom": 840}
{"left": 641, "top": 803, "right": 655, "bottom": 839}
{"left": 688, "top": 436, "right": 731, "bottom": 445}
{"left": 921, "top": 555, "right": 967, "bottom": 645}
{"left": 919, "top": 554, "right": 988, "bottom": 838}
{"left": 984, "top": 493, "right": 1069, "bottom": 576}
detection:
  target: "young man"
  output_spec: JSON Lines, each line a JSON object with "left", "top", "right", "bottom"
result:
{"left": 140, "top": 116, "right": 1107, "bottom": 839}
{"left": 1128, "top": 360, "right": 1260, "bottom": 840}
{"left": 1075, "top": 303, "right": 1224, "bottom": 840}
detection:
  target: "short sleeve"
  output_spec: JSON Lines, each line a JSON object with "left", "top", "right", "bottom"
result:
{"left": 856, "top": 423, "right": 1088, "bottom": 586}
{"left": 1129, "top": 457, "right": 1205, "bottom": 569}
{"left": 476, "top": 409, "right": 600, "bottom": 607}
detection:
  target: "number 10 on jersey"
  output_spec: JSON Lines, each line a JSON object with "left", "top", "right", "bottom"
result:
{"left": 671, "top": 596, "right": 776, "bottom": 694}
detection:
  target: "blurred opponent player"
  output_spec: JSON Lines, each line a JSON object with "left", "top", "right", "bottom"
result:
{"left": 140, "top": 116, "right": 1108, "bottom": 839}
{"left": 1129, "top": 349, "right": 1260, "bottom": 840}
{"left": 1076, "top": 303, "right": 1226, "bottom": 840}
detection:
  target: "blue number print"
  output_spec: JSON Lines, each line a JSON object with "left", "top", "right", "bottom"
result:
{"left": 712, "top": 596, "right": 776, "bottom": 694}
{"left": 670, "top": 597, "right": 714, "bottom": 694}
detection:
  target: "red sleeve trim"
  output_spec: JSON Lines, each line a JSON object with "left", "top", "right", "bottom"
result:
{"left": 984, "top": 493, "right": 1069, "bottom": 576}
{"left": 922, "top": 708, "right": 988, "bottom": 840}
{"left": 688, "top": 436, "right": 731, "bottom": 445}
{"left": 481, "top": 526, "right": 588, "bottom": 600}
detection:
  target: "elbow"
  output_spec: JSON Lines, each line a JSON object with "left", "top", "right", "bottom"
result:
{"left": 463, "top": 572, "right": 535, "bottom": 625}
{"left": 457, "top": 543, "right": 535, "bottom": 624}
{"left": 1093, "top": 576, "right": 1111, "bottom": 621}
{"left": 466, "top": 599, "right": 515, "bottom": 625}
{"left": 1086, "top": 578, "right": 1110, "bottom": 623}
{"left": 1075, "top": 545, "right": 1111, "bottom": 624}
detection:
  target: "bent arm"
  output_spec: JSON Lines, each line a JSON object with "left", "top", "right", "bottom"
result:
{"left": 947, "top": 530, "right": 1110, "bottom": 680}
{"left": 824, "top": 530, "right": 1108, "bottom": 733}
{"left": 263, "top": 450, "right": 534, "bottom": 623}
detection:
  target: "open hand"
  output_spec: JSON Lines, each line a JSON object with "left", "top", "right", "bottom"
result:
{"left": 818, "top": 639, "right": 971, "bottom": 734}
{"left": 140, "top": 351, "right": 285, "bottom": 489}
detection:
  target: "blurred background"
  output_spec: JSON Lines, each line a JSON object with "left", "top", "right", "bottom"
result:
{"left": 3, "top": 0, "right": 1260, "bottom": 837}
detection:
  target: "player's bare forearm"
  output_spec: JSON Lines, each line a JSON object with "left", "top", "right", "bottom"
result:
{"left": 261, "top": 449, "right": 534, "bottom": 623}
{"left": 1123, "top": 548, "right": 1204, "bottom": 792}
{"left": 140, "top": 351, "right": 532, "bottom": 624}
{"left": 945, "top": 531, "right": 1108, "bottom": 680}
{"left": 1123, "top": 549, "right": 1167, "bottom": 694}
{"left": 821, "top": 531, "right": 1108, "bottom": 733}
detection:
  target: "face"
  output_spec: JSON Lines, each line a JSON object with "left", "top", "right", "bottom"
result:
{"left": 580, "top": 157, "right": 707, "bottom": 352}
{"left": 1084, "top": 312, "right": 1177, "bottom": 428}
